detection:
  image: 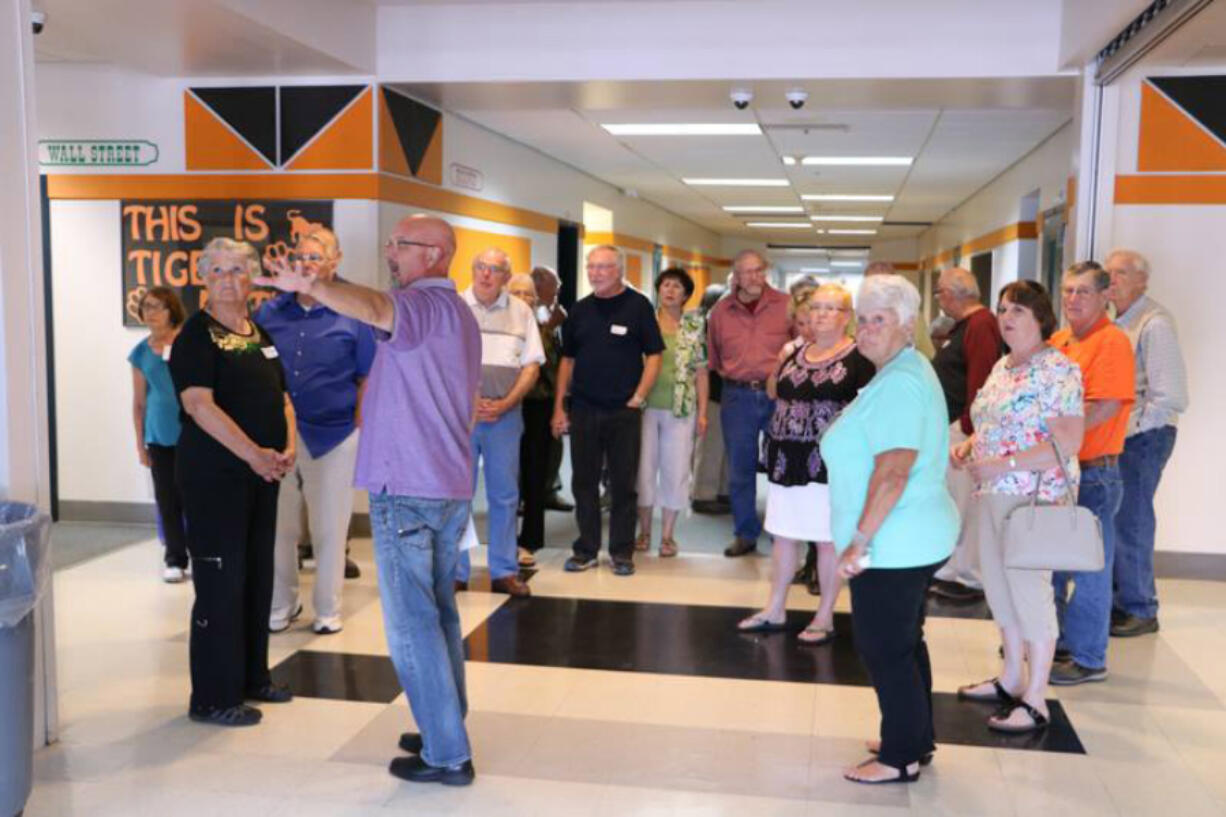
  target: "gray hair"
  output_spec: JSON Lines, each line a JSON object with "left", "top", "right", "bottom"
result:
{"left": 474, "top": 247, "right": 511, "bottom": 273}
{"left": 864, "top": 261, "right": 895, "bottom": 276}
{"left": 1106, "top": 249, "right": 1151, "bottom": 279}
{"left": 940, "top": 267, "right": 980, "bottom": 299}
{"left": 587, "top": 244, "right": 625, "bottom": 272}
{"left": 530, "top": 265, "right": 559, "bottom": 285}
{"left": 199, "top": 237, "right": 260, "bottom": 276}
{"left": 857, "top": 273, "right": 921, "bottom": 329}
{"left": 508, "top": 272, "right": 536, "bottom": 293}
{"left": 1064, "top": 260, "right": 1112, "bottom": 292}
{"left": 733, "top": 248, "right": 770, "bottom": 271}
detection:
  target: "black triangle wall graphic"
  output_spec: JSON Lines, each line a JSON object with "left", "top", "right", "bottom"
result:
{"left": 1150, "top": 76, "right": 1226, "bottom": 146}
{"left": 280, "top": 85, "right": 366, "bottom": 165}
{"left": 192, "top": 87, "right": 278, "bottom": 166}
{"left": 382, "top": 88, "right": 441, "bottom": 177}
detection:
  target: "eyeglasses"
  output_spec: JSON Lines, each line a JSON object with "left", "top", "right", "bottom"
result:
{"left": 474, "top": 262, "right": 510, "bottom": 274}
{"left": 290, "top": 252, "right": 325, "bottom": 264}
{"left": 141, "top": 301, "right": 168, "bottom": 313}
{"left": 586, "top": 263, "right": 620, "bottom": 272}
{"left": 205, "top": 267, "right": 249, "bottom": 279}
{"left": 1061, "top": 285, "right": 1102, "bottom": 299}
{"left": 810, "top": 303, "right": 848, "bottom": 313}
{"left": 385, "top": 238, "right": 437, "bottom": 251}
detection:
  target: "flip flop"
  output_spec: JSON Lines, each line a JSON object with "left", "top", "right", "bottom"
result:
{"left": 843, "top": 757, "right": 920, "bottom": 785}
{"left": 957, "top": 677, "right": 1016, "bottom": 705}
{"left": 987, "top": 701, "right": 1049, "bottom": 734}
{"left": 737, "top": 613, "right": 788, "bottom": 633}
{"left": 797, "top": 623, "right": 835, "bottom": 646}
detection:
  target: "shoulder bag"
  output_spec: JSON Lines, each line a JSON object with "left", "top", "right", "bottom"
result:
{"left": 1002, "top": 438, "right": 1104, "bottom": 572}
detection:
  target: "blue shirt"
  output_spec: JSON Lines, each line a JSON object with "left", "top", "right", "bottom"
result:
{"left": 821, "top": 347, "right": 959, "bottom": 569}
{"left": 256, "top": 291, "right": 377, "bottom": 458}
{"left": 128, "top": 338, "right": 182, "bottom": 446}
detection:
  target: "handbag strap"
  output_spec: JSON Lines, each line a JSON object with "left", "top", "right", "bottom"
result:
{"left": 1027, "top": 436, "right": 1077, "bottom": 507}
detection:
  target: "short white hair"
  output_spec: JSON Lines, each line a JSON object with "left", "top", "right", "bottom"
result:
{"left": 1106, "top": 248, "right": 1151, "bottom": 279}
{"left": 199, "top": 237, "right": 260, "bottom": 276}
{"left": 857, "top": 273, "right": 920, "bottom": 329}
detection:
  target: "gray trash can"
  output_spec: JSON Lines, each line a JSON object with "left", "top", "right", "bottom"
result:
{"left": 0, "top": 503, "right": 51, "bottom": 817}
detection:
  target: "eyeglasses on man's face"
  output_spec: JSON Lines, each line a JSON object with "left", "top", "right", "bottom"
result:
{"left": 385, "top": 238, "right": 437, "bottom": 251}
{"left": 586, "top": 262, "right": 619, "bottom": 272}
{"left": 474, "top": 262, "right": 510, "bottom": 275}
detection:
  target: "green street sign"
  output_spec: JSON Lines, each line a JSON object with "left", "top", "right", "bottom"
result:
{"left": 39, "top": 139, "right": 159, "bottom": 167}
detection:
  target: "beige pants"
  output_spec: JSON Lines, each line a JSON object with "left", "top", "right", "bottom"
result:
{"left": 971, "top": 492, "right": 1059, "bottom": 642}
{"left": 935, "top": 422, "right": 982, "bottom": 588}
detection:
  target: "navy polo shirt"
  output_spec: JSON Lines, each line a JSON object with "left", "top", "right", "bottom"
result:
{"left": 255, "top": 290, "right": 377, "bottom": 459}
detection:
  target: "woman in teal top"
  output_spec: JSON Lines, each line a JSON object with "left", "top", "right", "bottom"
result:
{"left": 636, "top": 268, "right": 709, "bottom": 556}
{"left": 822, "top": 274, "right": 958, "bottom": 785}
{"left": 128, "top": 286, "right": 189, "bottom": 582}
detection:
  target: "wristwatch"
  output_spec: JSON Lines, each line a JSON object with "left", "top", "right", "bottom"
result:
{"left": 628, "top": 394, "right": 644, "bottom": 408}
{"left": 1008, "top": 455, "right": 1018, "bottom": 469}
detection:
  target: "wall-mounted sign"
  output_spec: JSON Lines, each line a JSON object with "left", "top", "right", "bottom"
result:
{"left": 120, "top": 200, "right": 333, "bottom": 327}
{"left": 450, "top": 162, "right": 484, "bottom": 191}
{"left": 40, "top": 140, "right": 159, "bottom": 167}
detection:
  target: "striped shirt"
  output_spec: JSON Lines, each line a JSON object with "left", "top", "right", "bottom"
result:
{"left": 1115, "top": 295, "right": 1189, "bottom": 435}
{"left": 463, "top": 288, "right": 546, "bottom": 399}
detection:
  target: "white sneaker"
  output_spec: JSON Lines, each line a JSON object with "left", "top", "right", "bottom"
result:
{"left": 312, "top": 618, "right": 343, "bottom": 635}
{"left": 269, "top": 603, "right": 303, "bottom": 634}
{"left": 162, "top": 566, "right": 186, "bottom": 584}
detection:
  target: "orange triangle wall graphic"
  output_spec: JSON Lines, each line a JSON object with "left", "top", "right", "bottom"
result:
{"left": 287, "top": 87, "right": 373, "bottom": 171}
{"left": 184, "top": 92, "right": 270, "bottom": 171}
{"left": 416, "top": 117, "right": 443, "bottom": 185}
{"left": 378, "top": 91, "right": 411, "bottom": 176}
{"left": 1139, "top": 81, "right": 1226, "bottom": 172}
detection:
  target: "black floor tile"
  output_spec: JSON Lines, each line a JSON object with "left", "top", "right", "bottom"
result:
{"left": 270, "top": 650, "right": 402, "bottom": 704}
{"left": 932, "top": 695, "right": 1084, "bottom": 754}
{"left": 926, "top": 595, "right": 992, "bottom": 620}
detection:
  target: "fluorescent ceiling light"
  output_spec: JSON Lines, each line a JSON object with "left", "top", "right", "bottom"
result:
{"left": 831, "top": 261, "right": 863, "bottom": 268}
{"left": 684, "top": 178, "right": 789, "bottom": 187}
{"left": 800, "top": 156, "right": 912, "bottom": 166}
{"left": 602, "top": 123, "right": 761, "bottom": 136}
{"left": 746, "top": 222, "right": 813, "bottom": 229}
{"left": 782, "top": 156, "right": 798, "bottom": 166}
{"left": 802, "top": 194, "right": 894, "bottom": 202}
{"left": 724, "top": 206, "right": 804, "bottom": 213}
{"left": 799, "top": 267, "right": 831, "bottom": 273}
{"left": 826, "top": 229, "right": 878, "bottom": 235}
{"left": 809, "top": 215, "right": 883, "bottom": 222}
{"left": 776, "top": 248, "right": 827, "bottom": 254}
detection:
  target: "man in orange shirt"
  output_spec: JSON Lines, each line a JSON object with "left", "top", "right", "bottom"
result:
{"left": 1048, "top": 261, "right": 1135, "bottom": 685}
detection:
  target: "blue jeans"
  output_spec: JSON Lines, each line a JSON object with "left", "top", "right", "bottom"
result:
{"left": 1113, "top": 426, "right": 1177, "bottom": 619}
{"left": 370, "top": 492, "right": 472, "bottom": 767}
{"left": 457, "top": 407, "right": 523, "bottom": 582}
{"left": 1053, "top": 464, "right": 1123, "bottom": 669}
{"left": 720, "top": 385, "right": 774, "bottom": 540}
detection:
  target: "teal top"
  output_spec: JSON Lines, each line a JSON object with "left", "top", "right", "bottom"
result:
{"left": 128, "top": 337, "right": 182, "bottom": 446}
{"left": 646, "top": 331, "right": 678, "bottom": 410}
{"left": 821, "top": 346, "right": 958, "bottom": 569}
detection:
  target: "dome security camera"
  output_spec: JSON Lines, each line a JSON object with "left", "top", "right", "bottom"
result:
{"left": 730, "top": 89, "right": 753, "bottom": 111}
{"left": 31, "top": 10, "right": 46, "bottom": 34}
{"left": 786, "top": 89, "right": 808, "bottom": 110}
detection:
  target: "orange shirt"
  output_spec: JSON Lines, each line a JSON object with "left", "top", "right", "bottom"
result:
{"left": 1050, "top": 316, "right": 1135, "bottom": 459}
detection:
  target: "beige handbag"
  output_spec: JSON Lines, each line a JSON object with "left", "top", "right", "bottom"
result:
{"left": 1002, "top": 439, "right": 1104, "bottom": 572}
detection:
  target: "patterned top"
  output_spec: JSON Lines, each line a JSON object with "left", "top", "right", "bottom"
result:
{"left": 667, "top": 310, "right": 708, "bottom": 418}
{"left": 969, "top": 347, "right": 1084, "bottom": 502}
{"left": 760, "top": 341, "right": 875, "bottom": 487}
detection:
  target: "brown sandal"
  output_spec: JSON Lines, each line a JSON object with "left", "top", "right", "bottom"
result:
{"left": 659, "top": 537, "right": 678, "bottom": 557}
{"left": 634, "top": 532, "right": 650, "bottom": 552}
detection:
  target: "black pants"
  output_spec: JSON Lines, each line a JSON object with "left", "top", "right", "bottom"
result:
{"left": 849, "top": 559, "right": 945, "bottom": 768}
{"left": 518, "top": 398, "right": 553, "bottom": 551}
{"left": 178, "top": 466, "right": 279, "bottom": 712}
{"left": 569, "top": 405, "right": 641, "bottom": 561}
{"left": 148, "top": 443, "right": 188, "bottom": 568}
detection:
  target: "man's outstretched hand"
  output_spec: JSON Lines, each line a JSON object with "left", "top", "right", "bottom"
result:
{"left": 253, "top": 256, "right": 316, "bottom": 294}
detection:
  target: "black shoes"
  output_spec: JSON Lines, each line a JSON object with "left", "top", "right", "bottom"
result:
{"left": 246, "top": 682, "right": 293, "bottom": 703}
{"left": 1111, "top": 614, "right": 1159, "bottom": 637}
{"left": 399, "top": 731, "right": 423, "bottom": 754}
{"left": 189, "top": 704, "right": 262, "bottom": 727}
{"left": 345, "top": 557, "right": 361, "bottom": 579}
{"left": 611, "top": 559, "right": 636, "bottom": 577}
{"left": 545, "top": 493, "right": 574, "bottom": 512}
{"left": 691, "top": 499, "right": 731, "bottom": 515}
{"left": 564, "top": 555, "right": 599, "bottom": 572}
{"left": 389, "top": 755, "right": 475, "bottom": 786}
{"left": 723, "top": 537, "right": 757, "bottom": 558}
{"left": 928, "top": 579, "right": 985, "bottom": 603}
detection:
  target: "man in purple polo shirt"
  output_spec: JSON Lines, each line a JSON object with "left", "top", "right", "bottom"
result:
{"left": 257, "top": 226, "right": 376, "bottom": 636}
{"left": 256, "top": 214, "right": 480, "bottom": 787}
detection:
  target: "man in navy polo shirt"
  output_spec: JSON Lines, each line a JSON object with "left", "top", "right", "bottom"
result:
{"left": 257, "top": 225, "right": 376, "bottom": 635}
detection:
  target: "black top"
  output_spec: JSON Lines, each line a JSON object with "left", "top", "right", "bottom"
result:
{"left": 760, "top": 342, "right": 875, "bottom": 486}
{"left": 170, "top": 310, "right": 287, "bottom": 473}
{"left": 931, "top": 307, "right": 1003, "bottom": 427}
{"left": 562, "top": 288, "right": 665, "bottom": 410}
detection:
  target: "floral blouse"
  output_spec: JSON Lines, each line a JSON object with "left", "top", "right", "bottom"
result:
{"left": 667, "top": 309, "right": 708, "bottom": 418}
{"left": 760, "top": 341, "right": 875, "bottom": 486}
{"left": 970, "top": 347, "right": 1084, "bottom": 501}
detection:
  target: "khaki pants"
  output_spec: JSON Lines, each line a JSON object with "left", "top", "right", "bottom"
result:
{"left": 935, "top": 422, "right": 982, "bottom": 588}
{"left": 971, "top": 492, "right": 1058, "bottom": 642}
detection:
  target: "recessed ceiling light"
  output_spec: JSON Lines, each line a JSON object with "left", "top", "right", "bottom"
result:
{"left": 831, "top": 261, "right": 864, "bottom": 268}
{"left": 602, "top": 123, "right": 761, "bottom": 136}
{"left": 802, "top": 194, "right": 895, "bottom": 202}
{"left": 800, "top": 156, "right": 912, "bottom": 166}
{"left": 684, "top": 178, "right": 790, "bottom": 187}
{"left": 746, "top": 222, "right": 814, "bottom": 229}
{"left": 782, "top": 156, "right": 798, "bottom": 166}
{"left": 826, "top": 229, "right": 878, "bottom": 235}
{"left": 809, "top": 215, "right": 884, "bottom": 222}
{"left": 724, "top": 206, "right": 805, "bottom": 213}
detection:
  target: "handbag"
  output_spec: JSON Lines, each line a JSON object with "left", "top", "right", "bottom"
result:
{"left": 1002, "top": 438, "right": 1104, "bottom": 572}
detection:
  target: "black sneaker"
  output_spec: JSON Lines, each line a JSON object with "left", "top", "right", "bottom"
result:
{"left": 928, "top": 579, "right": 985, "bottom": 603}
{"left": 399, "top": 731, "right": 423, "bottom": 754}
{"left": 245, "top": 682, "right": 293, "bottom": 703}
{"left": 564, "top": 555, "right": 599, "bottom": 572}
{"left": 611, "top": 559, "right": 636, "bottom": 577}
{"left": 1050, "top": 661, "right": 1108, "bottom": 686}
{"left": 189, "top": 704, "right": 262, "bottom": 727}
{"left": 1110, "top": 615, "right": 1159, "bottom": 638}
{"left": 388, "top": 754, "right": 475, "bottom": 786}
{"left": 723, "top": 538, "right": 757, "bottom": 558}
{"left": 344, "top": 557, "right": 361, "bottom": 579}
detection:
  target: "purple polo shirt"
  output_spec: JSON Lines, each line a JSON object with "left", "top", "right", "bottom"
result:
{"left": 353, "top": 277, "right": 482, "bottom": 500}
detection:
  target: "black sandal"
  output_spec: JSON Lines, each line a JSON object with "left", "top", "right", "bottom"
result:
{"left": 957, "top": 677, "right": 1016, "bottom": 705}
{"left": 988, "top": 700, "right": 1049, "bottom": 734}
{"left": 867, "top": 744, "right": 934, "bottom": 766}
{"left": 843, "top": 757, "right": 920, "bottom": 785}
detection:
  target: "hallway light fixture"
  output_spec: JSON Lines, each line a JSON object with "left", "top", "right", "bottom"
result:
{"left": 809, "top": 215, "right": 883, "bottom": 222}
{"left": 799, "top": 267, "right": 831, "bottom": 273}
{"left": 826, "top": 229, "right": 877, "bottom": 235}
{"left": 746, "top": 222, "right": 813, "bottom": 228}
{"left": 724, "top": 206, "right": 805, "bottom": 213}
{"left": 802, "top": 194, "right": 894, "bottom": 202}
{"left": 831, "top": 261, "right": 864, "bottom": 268}
{"left": 800, "top": 156, "right": 911, "bottom": 166}
{"left": 782, "top": 156, "right": 798, "bottom": 166}
{"left": 684, "top": 178, "right": 790, "bottom": 186}
{"left": 602, "top": 123, "right": 761, "bottom": 136}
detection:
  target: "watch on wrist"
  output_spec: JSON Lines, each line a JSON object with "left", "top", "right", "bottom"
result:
{"left": 851, "top": 529, "right": 871, "bottom": 549}
{"left": 1008, "top": 455, "right": 1018, "bottom": 469}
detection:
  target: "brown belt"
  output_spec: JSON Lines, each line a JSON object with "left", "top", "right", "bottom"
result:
{"left": 1079, "top": 455, "right": 1119, "bottom": 469}
{"left": 725, "top": 377, "right": 768, "bottom": 391}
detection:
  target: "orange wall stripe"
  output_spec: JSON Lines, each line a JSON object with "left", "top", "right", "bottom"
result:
{"left": 286, "top": 87, "right": 373, "bottom": 171}
{"left": 586, "top": 232, "right": 656, "bottom": 254}
{"left": 45, "top": 173, "right": 378, "bottom": 200}
{"left": 1115, "top": 174, "right": 1226, "bottom": 204}
{"left": 625, "top": 254, "right": 643, "bottom": 288}
{"left": 1138, "top": 82, "right": 1226, "bottom": 173}
{"left": 184, "top": 93, "right": 270, "bottom": 171}
{"left": 378, "top": 174, "right": 558, "bottom": 234}
{"left": 922, "top": 221, "right": 1036, "bottom": 270}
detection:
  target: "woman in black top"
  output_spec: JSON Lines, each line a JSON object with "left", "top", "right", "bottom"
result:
{"left": 737, "top": 285, "right": 875, "bottom": 644}
{"left": 170, "top": 237, "right": 296, "bottom": 727}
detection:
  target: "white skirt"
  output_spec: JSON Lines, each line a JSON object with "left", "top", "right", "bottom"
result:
{"left": 764, "top": 482, "right": 832, "bottom": 542}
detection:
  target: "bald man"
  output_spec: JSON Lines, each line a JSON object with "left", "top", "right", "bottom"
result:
{"left": 257, "top": 214, "right": 479, "bottom": 785}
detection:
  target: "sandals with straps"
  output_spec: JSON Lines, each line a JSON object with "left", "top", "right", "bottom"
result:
{"left": 988, "top": 700, "right": 1049, "bottom": 734}
{"left": 957, "top": 677, "right": 1017, "bottom": 705}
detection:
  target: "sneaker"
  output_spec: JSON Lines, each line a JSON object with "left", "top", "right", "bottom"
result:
{"left": 1110, "top": 615, "right": 1159, "bottom": 638}
{"left": 162, "top": 566, "right": 187, "bottom": 584}
{"left": 388, "top": 754, "right": 475, "bottom": 786}
{"left": 189, "top": 704, "right": 262, "bottom": 727}
{"left": 723, "top": 537, "right": 757, "bottom": 558}
{"left": 269, "top": 603, "right": 303, "bottom": 634}
{"left": 1049, "top": 661, "right": 1108, "bottom": 686}
{"left": 517, "top": 547, "right": 537, "bottom": 568}
{"left": 611, "top": 559, "right": 636, "bottom": 577}
{"left": 564, "top": 555, "right": 599, "bottom": 572}
{"left": 312, "top": 618, "right": 343, "bottom": 635}
{"left": 246, "top": 681, "right": 293, "bottom": 703}
{"left": 928, "top": 579, "right": 985, "bottom": 602}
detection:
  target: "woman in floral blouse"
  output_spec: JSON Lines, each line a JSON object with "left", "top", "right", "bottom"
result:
{"left": 951, "top": 280, "right": 1084, "bottom": 734}
{"left": 738, "top": 284, "right": 874, "bottom": 644}
{"left": 635, "top": 268, "right": 709, "bottom": 556}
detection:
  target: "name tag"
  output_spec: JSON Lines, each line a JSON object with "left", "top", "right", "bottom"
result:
{"left": 262, "top": 346, "right": 279, "bottom": 359}
{"left": 610, "top": 324, "right": 628, "bottom": 336}
{"left": 161, "top": 345, "right": 171, "bottom": 362}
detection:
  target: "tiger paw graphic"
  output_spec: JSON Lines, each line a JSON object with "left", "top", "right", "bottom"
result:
{"left": 127, "top": 287, "right": 148, "bottom": 323}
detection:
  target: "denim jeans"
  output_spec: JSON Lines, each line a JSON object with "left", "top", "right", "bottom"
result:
{"left": 370, "top": 492, "right": 472, "bottom": 767}
{"left": 458, "top": 407, "right": 523, "bottom": 582}
{"left": 1113, "top": 426, "right": 1178, "bottom": 619}
{"left": 720, "top": 385, "right": 774, "bottom": 540}
{"left": 1053, "top": 464, "right": 1123, "bottom": 669}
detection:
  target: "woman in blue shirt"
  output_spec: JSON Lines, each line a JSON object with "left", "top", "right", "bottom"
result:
{"left": 822, "top": 274, "right": 959, "bottom": 785}
{"left": 128, "top": 286, "right": 188, "bottom": 582}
